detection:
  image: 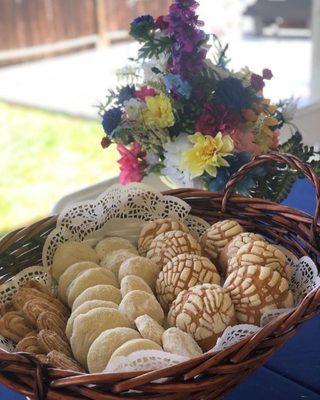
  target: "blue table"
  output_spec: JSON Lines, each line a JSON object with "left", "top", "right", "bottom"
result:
{"left": 1, "top": 179, "right": 319, "bottom": 399}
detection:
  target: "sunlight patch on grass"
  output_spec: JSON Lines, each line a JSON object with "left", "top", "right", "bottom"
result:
{"left": 0, "top": 102, "right": 119, "bottom": 233}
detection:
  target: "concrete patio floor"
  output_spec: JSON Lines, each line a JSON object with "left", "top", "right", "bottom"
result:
{"left": 0, "top": 37, "right": 312, "bottom": 120}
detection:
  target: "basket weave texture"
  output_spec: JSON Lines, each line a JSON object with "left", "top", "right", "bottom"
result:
{"left": 0, "top": 152, "right": 319, "bottom": 400}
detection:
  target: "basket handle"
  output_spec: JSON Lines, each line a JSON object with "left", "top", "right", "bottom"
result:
{"left": 221, "top": 152, "right": 320, "bottom": 244}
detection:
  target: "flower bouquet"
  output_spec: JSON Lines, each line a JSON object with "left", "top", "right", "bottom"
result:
{"left": 99, "top": 0, "right": 320, "bottom": 202}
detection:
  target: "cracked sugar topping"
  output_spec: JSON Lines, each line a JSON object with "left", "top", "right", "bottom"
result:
{"left": 227, "top": 240, "right": 288, "bottom": 278}
{"left": 200, "top": 220, "right": 244, "bottom": 262}
{"left": 167, "top": 283, "right": 236, "bottom": 350}
{"left": 223, "top": 265, "right": 294, "bottom": 325}
{"left": 147, "top": 230, "right": 201, "bottom": 268}
{"left": 156, "top": 254, "right": 221, "bottom": 312}
{"left": 138, "top": 218, "right": 190, "bottom": 256}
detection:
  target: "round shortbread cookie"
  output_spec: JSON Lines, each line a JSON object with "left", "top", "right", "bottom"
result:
{"left": 58, "top": 261, "right": 99, "bottom": 304}
{"left": 52, "top": 241, "right": 99, "bottom": 281}
{"left": 120, "top": 275, "right": 153, "bottom": 298}
{"left": 100, "top": 249, "right": 137, "bottom": 277}
{"left": 66, "top": 300, "right": 118, "bottom": 340}
{"left": 162, "top": 327, "right": 203, "bottom": 358}
{"left": 72, "top": 284, "right": 122, "bottom": 312}
{"left": 119, "top": 290, "right": 164, "bottom": 326}
{"left": 135, "top": 315, "right": 164, "bottom": 345}
{"left": 118, "top": 257, "right": 160, "bottom": 290}
{"left": 67, "top": 268, "right": 118, "bottom": 308}
{"left": 70, "top": 308, "right": 130, "bottom": 368}
{"left": 87, "top": 327, "right": 141, "bottom": 373}
{"left": 95, "top": 237, "right": 137, "bottom": 260}
{"left": 108, "top": 339, "right": 162, "bottom": 366}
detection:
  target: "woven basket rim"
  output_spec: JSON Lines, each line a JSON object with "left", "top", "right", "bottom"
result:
{"left": 0, "top": 152, "right": 319, "bottom": 399}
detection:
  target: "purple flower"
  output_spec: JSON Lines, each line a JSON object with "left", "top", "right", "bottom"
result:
{"left": 163, "top": 0, "right": 208, "bottom": 77}
{"left": 263, "top": 68, "right": 273, "bottom": 80}
{"left": 102, "top": 107, "right": 122, "bottom": 135}
{"left": 251, "top": 73, "right": 265, "bottom": 91}
{"left": 132, "top": 15, "right": 154, "bottom": 25}
{"left": 117, "top": 85, "right": 135, "bottom": 105}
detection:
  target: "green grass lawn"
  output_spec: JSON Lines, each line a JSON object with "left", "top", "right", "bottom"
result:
{"left": 0, "top": 102, "right": 119, "bottom": 234}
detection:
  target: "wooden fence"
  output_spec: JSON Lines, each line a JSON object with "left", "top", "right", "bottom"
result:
{"left": 0, "top": 0, "right": 172, "bottom": 64}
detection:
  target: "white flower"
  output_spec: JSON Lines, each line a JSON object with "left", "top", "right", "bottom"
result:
{"left": 206, "top": 59, "right": 230, "bottom": 80}
{"left": 124, "top": 99, "right": 143, "bottom": 120}
{"left": 236, "top": 66, "right": 252, "bottom": 87}
{"left": 282, "top": 97, "right": 299, "bottom": 123}
{"left": 162, "top": 134, "right": 195, "bottom": 187}
{"left": 142, "top": 53, "right": 169, "bottom": 83}
{"left": 116, "top": 65, "right": 139, "bottom": 83}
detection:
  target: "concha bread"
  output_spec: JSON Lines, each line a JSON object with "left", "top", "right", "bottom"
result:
{"left": 147, "top": 230, "right": 201, "bottom": 268}
{"left": 168, "top": 283, "right": 236, "bottom": 351}
{"left": 138, "top": 218, "right": 190, "bottom": 256}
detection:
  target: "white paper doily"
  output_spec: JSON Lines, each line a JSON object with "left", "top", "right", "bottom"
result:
{"left": 42, "top": 183, "right": 210, "bottom": 267}
{"left": 104, "top": 350, "right": 189, "bottom": 374}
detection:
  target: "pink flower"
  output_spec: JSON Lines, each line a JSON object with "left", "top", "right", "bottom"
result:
{"left": 117, "top": 142, "right": 147, "bottom": 185}
{"left": 228, "top": 129, "right": 261, "bottom": 156}
{"left": 135, "top": 86, "right": 157, "bottom": 101}
{"left": 271, "top": 129, "right": 280, "bottom": 149}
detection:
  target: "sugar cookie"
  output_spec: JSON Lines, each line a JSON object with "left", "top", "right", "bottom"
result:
{"left": 95, "top": 237, "right": 137, "bottom": 260}
{"left": 66, "top": 300, "right": 118, "bottom": 340}
{"left": 162, "top": 327, "right": 202, "bottom": 358}
{"left": 87, "top": 327, "right": 141, "bottom": 373}
{"left": 108, "top": 339, "right": 162, "bottom": 366}
{"left": 52, "top": 241, "right": 99, "bottom": 281}
{"left": 72, "top": 284, "right": 121, "bottom": 312}
{"left": 67, "top": 268, "right": 118, "bottom": 308}
{"left": 58, "top": 261, "right": 100, "bottom": 303}
{"left": 100, "top": 249, "right": 137, "bottom": 277}
{"left": 70, "top": 308, "right": 131, "bottom": 367}
{"left": 120, "top": 275, "right": 153, "bottom": 297}
{"left": 119, "top": 290, "right": 164, "bottom": 326}
{"left": 118, "top": 257, "right": 160, "bottom": 290}
{"left": 135, "top": 315, "right": 164, "bottom": 345}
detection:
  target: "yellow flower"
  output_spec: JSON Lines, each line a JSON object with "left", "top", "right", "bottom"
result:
{"left": 142, "top": 94, "right": 175, "bottom": 128}
{"left": 181, "top": 132, "right": 234, "bottom": 179}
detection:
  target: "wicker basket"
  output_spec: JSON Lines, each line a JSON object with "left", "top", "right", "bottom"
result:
{"left": 0, "top": 152, "right": 319, "bottom": 400}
